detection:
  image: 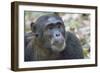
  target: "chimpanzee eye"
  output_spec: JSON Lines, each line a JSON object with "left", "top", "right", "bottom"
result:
{"left": 46, "top": 24, "right": 54, "bottom": 30}
{"left": 56, "top": 24, "right": 62, "bottom": 29}
{"left": 48, "top": 26, "right": 53, "bottom": 29}
{"left": 56, "top": 22, "right": 63, "bottom": 28}
{"left": 57, "top": 25, "right": 61, "bottom": 28}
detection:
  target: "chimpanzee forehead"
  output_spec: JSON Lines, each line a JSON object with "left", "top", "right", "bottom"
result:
{"left": 48, "top": 17, "right": 59, "bottom": 21}
{"left": 46, "top": 16, "right": 64, "bottom": 24}
{"left": 35, "top": 15, "right": 64, "bottom": 28}
{"left": 48, "top": 17, "right": 62, "bottom": 23}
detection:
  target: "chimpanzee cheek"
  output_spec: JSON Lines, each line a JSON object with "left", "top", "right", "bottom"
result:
{"left": 60, "top": 30, "right": 65, "bottom": 37}
{"left": 44, "top": 31, "right": 52, "bottom": 41}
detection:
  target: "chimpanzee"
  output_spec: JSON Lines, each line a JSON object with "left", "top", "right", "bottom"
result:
{"left": 24, "top": 14, "right": 84, "bottom": 61}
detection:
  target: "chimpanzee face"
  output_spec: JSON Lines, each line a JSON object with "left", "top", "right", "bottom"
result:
{"left": 43, "top": 17, "right": 66, "bottom": 52}
{"left": 31, "top": 15, "right": 66, "bottom": 52}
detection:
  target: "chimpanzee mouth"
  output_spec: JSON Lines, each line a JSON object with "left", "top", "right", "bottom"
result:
{"left": 51, "top": 40, "right": 66, "bottom": 52}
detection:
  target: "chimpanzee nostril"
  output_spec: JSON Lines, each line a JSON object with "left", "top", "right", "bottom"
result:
{"left": 56, "top": 34, "right": 60, "bottom": 37}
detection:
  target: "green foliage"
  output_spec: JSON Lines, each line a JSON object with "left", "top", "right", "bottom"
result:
{"left": 69, "top": 20, "right": 80, "bottom": 29}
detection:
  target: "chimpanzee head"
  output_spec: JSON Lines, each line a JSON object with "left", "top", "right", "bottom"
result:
{"left": 31, "top": 14, "right": 66, "bottom": 52}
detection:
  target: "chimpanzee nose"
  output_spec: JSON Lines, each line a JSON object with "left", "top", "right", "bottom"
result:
{"left": 56, "top": 34, "right": 60, "bottom": 37}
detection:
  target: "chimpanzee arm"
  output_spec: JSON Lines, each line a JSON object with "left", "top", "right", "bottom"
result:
{"left": 24, "top": 32, "right": 35, "bottom": 61}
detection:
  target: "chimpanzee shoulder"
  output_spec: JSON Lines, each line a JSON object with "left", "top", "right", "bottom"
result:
{"left": 24, "top": 32, "right": 35, "bottom": 61}
{"left": 60, "top": 31, "right": 84, "bottom": 59}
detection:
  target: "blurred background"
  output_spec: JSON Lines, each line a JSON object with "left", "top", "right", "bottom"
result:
{"left": 24, "top": 11, "right": 90, "bottom": 59}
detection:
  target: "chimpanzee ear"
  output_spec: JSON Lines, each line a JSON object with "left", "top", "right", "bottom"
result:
{"left": 30, "top": 22, "right": 36, "bottom": 32}
{"left": 30, "top": 22, "right": 39, "bottom": 37}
